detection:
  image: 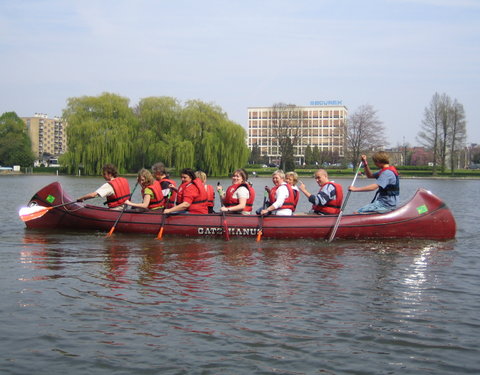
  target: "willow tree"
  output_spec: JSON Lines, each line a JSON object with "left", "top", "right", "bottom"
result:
{"left": 133, "top": 96, "right": 182, "bottom": 170}
{"left": 62, "top": 93, "right": 137, "bottom": 175}
{"left": 181, "top": 100, "right": 249, "bottom": 176}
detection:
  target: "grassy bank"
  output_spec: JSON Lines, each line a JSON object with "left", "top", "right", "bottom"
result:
{"left": 15, "top": 166, "right": 480, "bottom": 179}
{"left": 244, "top": 166, "right": 480, "bottom": 179}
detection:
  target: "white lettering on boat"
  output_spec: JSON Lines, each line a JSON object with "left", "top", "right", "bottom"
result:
{"left": 197, "top": 227, "right": 259, "bottom": 236}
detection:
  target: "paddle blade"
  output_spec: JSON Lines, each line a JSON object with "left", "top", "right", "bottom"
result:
{"left": 19, "top": 206, "right": 52, "bottom": 222}
{"left": 106, "top": 226, "right": 115, "bottom": 237}
{"left": 156, "top": 226, "right": 164, "bottom": 240}
{"left": 256, "top": 230, "right": 263, "bottom": 242}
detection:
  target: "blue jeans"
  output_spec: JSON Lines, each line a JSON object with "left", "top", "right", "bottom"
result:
{"left": 357, "top": 200, "right": 395, "bottom": 214}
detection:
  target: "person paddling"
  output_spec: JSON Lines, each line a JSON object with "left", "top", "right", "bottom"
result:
{"left": 218, "top": 169, "right": 256, "bottom": 215}
{"left": 163, "top": 168, "right": 208, "bottom": 214}
{"left": 76, "top": 164, "right": 130, "bottom": 211}
{"left": 285, "top": 171, "right": 300, "bottom": 212}
{"left": 124, "top": 168, "right": 164, "bottom": 211}
{"left": 349, "top": 151, "right": 400, "bottom": 214}
{"left": 196, "top": 171, "right": 215, "bottom": 213}
{"left": 152, "top": 162, "right": 176, "bottom": 209}
{"left": 260, "top": 170, "right": 294, "bottom": 216}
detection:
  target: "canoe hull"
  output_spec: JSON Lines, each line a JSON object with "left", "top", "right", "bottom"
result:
{"left": 22, "top": 182, "right": 456, "bottom": 240}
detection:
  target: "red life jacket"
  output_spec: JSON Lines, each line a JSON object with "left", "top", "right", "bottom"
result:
{"left": 142, "top": 180, "right": 165, "bottom": 209}
{"left": 205, "top": 184, "right": 215, "bottom": 208}
{"left": 106, "top": 177, "right": 131, "bottom": 208}
{"left": 159, "top": 177, "right": 177, "bottom": 208}
{"left": 223, "top": 183, "right": 256, "bottom": 212}
{"left": 312, "top": 182, "right": 344, "bottom": 215}
{"left": 292, "top": 187, "right": 300, "bottom": 212}
{"left": 268, "top": 183, "right": 295, "bottom": 211}
{"left": 176, "top": 178, "right": 208, "bottom": 214}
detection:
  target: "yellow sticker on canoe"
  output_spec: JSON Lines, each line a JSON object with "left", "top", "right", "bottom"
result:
{"left": 417, "top": 204, "right": 428, "bottom": 214}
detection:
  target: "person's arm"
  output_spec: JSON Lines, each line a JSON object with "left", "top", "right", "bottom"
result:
{"left": 164, "top": 201, "right": 190, "bottom": 214}
{"left": 349, "top": 183, "right": 379, "bottom": 192}
{"left": 221, "top": 197, "right": 247, "bottom": 212}
{"left": 125, "top": 193, "right": 151, "bottom": 209}
{"left": 361, "top": 155, "right": 375, "bottom": 178}
{"left": 261, "top": 185, "right": 287, "bottom": 215}
{"left": 298, "top": 182, "right": 311, "bottom": 198}
{"left": 76, "top": 191, "right": 99, "bottom": 202}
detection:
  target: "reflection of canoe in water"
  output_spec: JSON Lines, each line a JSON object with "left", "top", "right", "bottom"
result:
{"left": 21, "top": 182, "right": 456, "bottom": 241}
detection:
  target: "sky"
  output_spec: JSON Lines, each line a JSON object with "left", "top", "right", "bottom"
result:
{"left": 1, "top": 0, "right": 479, "bottom": 146}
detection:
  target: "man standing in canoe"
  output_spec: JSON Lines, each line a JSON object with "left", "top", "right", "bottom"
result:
{"left": 349, "top": 151, "right": 399, "bottom": 213}
{"left": 298, "top": 169, "right": 343, "bottom": 215}
{"left": 76, "top": 164, "right": 131, "bottom": 211}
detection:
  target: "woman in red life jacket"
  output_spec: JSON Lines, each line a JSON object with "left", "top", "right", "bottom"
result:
{"left": 298, "top": 169, "right": 343, "bottom": 215}
{"left": 260, "top": 170, "right": 295, "bottom": 216}
{"left": 124, "top": 168, "right": 164, "bottom": 210}
{"left": 76, "top": 163, "right": 131, "bottom": 211}
{"left": 152, "top": 162, "right": 177, "bottom": 209}
{"left": 218, "top": 169, "right": 256, "bottom": 215}
{"left": 163, "top": 168, "right": 208, "bottom": 214}
{"left": 195, "top": 171, "right": 215, "bottom": 213}
{"left": 285, "top": 171, "right": 300, "bottom": 212}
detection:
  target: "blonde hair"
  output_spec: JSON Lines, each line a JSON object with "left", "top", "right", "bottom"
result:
{"left": 272, "top": 169, "right": 285, "bottom": 179}
{"left": 195, "top": 171, "right": 207, "bottom": 183}
{"left": 137, "top": 168, "right": 154, "bottom": 186}
{"left": 285, "top": 171, "right": 298, "bottom": 185}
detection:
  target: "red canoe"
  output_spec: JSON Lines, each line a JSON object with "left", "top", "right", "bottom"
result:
{"left": 20, "top": 182, "right": 456, "bottom": 240}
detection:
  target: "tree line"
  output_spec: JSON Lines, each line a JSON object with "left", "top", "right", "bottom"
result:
{"left": 0, "top": 92, "right": 469, "bottom": 174}
{"left": 61, "top": 93, "right": 249, "bottom": 176}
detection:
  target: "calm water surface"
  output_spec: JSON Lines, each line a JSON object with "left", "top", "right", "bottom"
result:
{"left": 1, "top": 175, "right": 479, "bottom": 374}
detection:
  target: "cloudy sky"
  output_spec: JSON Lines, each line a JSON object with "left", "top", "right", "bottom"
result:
{"left": 1, "top": 0, "right": 479, "bottom": 146}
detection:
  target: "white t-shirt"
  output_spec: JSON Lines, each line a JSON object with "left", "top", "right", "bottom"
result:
{"left": 95, "top": 182, "right": 114, "bottom": 198}
{"left": 272, "top": 183, "right": 292, "bottom": 216}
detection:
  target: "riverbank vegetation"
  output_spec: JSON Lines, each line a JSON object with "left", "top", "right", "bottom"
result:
{"left": 61, "top": 93, "right": 249, "bottom": 176}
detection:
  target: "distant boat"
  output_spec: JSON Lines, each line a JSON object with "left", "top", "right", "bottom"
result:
{"left": 19, "top": 182, "right": 456, "bottom": 241}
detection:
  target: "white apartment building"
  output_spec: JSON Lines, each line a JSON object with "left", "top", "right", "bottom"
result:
{"left": 247, "top": 101, "right": 347, "bottom": 165}
{"left": 22, "top": 113, "right": 68, "bottom": 159}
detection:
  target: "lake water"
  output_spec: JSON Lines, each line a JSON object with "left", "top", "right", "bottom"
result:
{"left": 1, "top": 175, "right": 479, "bottom": 374}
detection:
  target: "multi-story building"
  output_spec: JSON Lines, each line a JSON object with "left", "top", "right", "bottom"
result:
{"left": 247, "top": 101, "right": 347, "bottom": 165}
{"left": 22, "top": 113, "right": 68, "bottom": 160}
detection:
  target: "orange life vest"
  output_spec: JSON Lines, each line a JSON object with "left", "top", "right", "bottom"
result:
{"left": 268, "top": 183, "right": 295, "bottom": 211}
{"left": 176, "top": 178, "right": 208, "bottom": 214}
{"left": 223, "top": 183, "right": 256, "bottom": 212}
{"left": 106, "top": 177, "right": 131, "bottom": 208}
{"left": 312, "top": 182, "right": 343, "bottom": 215}
{"left": 143, "top": 180, "right": 165, "bottom": 209}
{"left": 159, "top": 177, "right": 177, "bottom": 208}
{"left": 205, "top": 184, "right": 215, "bottom": 208}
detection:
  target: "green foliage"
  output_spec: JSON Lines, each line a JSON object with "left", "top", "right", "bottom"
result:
{"left": 0, "top": 112, "right": 35, "bottom": 167}
{"left": 62, "top": 93, "right": 137, "bottom": 175}
{"left": 61, "top": 93, "right": 249, "bottom": 176}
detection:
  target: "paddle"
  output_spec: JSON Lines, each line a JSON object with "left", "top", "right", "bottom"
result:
{"left": 19, "top": 201, "right": 77, "bottom": 222}
{"left": 256, "top": 188, "right": 269, "bottom": 242}
{"left": 221, "top": 211, "right": 231, "bottom": 241}
{"left": 327, "top": 161, "right": 363, "bottom": 243}
{"left": 106, "top": 182, "right": 138, "bottom": 237}
{"left": 155, "top": 190, "right": 172, "bottom": 240}
{"left": 216, "top": 181, "right": 230, "bottom": 241}
{"left": 156, "top": 213, "right": 166, "bottom": 240}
